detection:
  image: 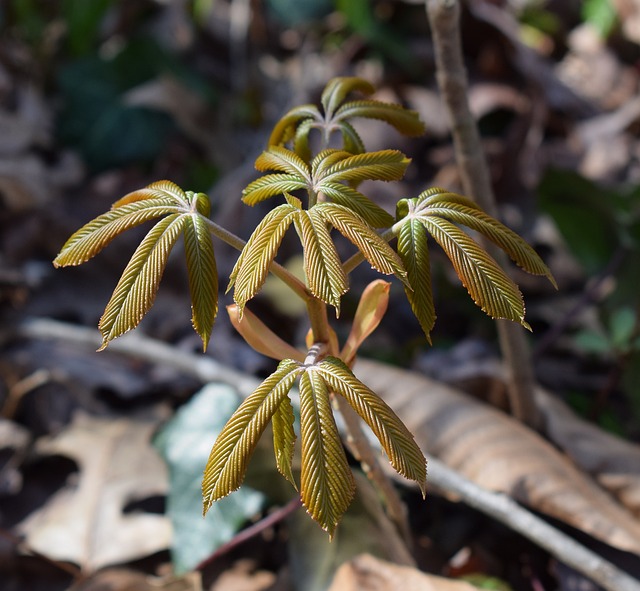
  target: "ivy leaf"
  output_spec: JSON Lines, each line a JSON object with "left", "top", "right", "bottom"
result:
{"left": 272, "top": 395, "right": 297, "bottom": 487}
{"left": 299, "top": 370, "right": 355, "bottom": 537}
{"left": 335, "top": 100, "right": 426, "bottom": 137}
{"left": 98, "top": 213, "right": 186, "bottom": 350}
{"left": 295, "top": 209, "right": 348, "bottom": 313}
{"left": 202, "top": 359, "right": 302, "bottom": 513}
{"left": 396, "top": 217, "right": 435, "bottom": 343}
{"left": 229, "top": 203, "right": 299, "bottom": 314}
{"left": 422, "top": 215, "right": 529, "bottom": 328}
{"left": 53, "top": 199, "right": 181, "bottom": 267}
{"left": 183, "top": 213, "right": 218, "bottom": 351}
{"left": 315, "top": 357, "right": 426, "bottom": 495}
{"left": 315, "top": 203, "right": 408, "bottom": 287}
{"left": 111, "top": 180, "right": 189, "bottom": 208}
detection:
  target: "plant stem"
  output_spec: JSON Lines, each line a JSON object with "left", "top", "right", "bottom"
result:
{"left": 202, "top": 217, "right": 312, "bottom": 302}
{"left": 425, "top": 0, "right": 541, "bottom": 429}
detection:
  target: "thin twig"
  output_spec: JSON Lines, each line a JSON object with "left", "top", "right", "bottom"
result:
{"left": 425, "top": 0, "right": 541, "bottom": 429}
{"left": 426, "top": 455, "right": 640, "bottom": 591}
{"left": 195, "top": 497, "right": 301, "bottom": 572}
{"left": 18, "top": 317, "right": 640, "bottom": 589}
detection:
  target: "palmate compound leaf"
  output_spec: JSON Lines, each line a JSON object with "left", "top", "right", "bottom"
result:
{"left": 314, "top": 203, "right": 409, "bottom": 288}
{"left": 294, "top": 209, "right": 348, "bottom": 313}
{"left": 202, "top": 359, "right": 302, "bottom": 512}
{"left": 314, "top": 357, "right": 427, "bottom": 495}
{"left": 415, "top": 190, "right": 557, "bottom": 287}
{"left": 396, "top": 218, "right": 435, "bottom": 343}
{"left": 228, "top": 203, "right": 299, "bottom": 315}
{"left": 298, "top": 370, "right": 356, "bottom": 537}
{"left": 183, "top": 214, "right": 218, "bottom": 351}
{"left": 98, "top": 214, "right": 186, "bottom": 350}
{"left": 422, "top": 215, "right": 529, "bottom": 328}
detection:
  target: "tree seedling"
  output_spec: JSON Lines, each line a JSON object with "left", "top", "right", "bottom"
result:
{"left": 54, "top": 77, "right": 556, "bottom": 536}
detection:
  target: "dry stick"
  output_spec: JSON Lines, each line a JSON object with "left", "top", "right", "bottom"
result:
{"left": 426, "top": 455, "right": 640, "bottom": 591}
{"left": 425, "top": 0, "right": 541, "bottom": 429}
{"left": 18, "top": 317, "right": 640, "bottom": 589}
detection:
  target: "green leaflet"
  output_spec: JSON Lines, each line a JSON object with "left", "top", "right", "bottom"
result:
{"left": 241, "top": 174, "right": 307, "bottom": 206}
{"left": 334, "top": 100, "right": 426, "bottom": 137}
{"left": 267, "top": 77, "right": 424, "bottom": 156}
{"left": 268, "top": 104, "right": 322, "bottom": 147}
{"left": 229, "top": 203, "right": 299, "bottom": 314}
{"left": 315, "top": 149, "right": 410, "bottom": 185}
{"left": 321, "top": 77, "right": 375, "bottom": 118}
{"left": 295, "top": 210, "right": 348, "bottom": 312}
{"left": 184, "top": 213, "right": 218, "bottom": 351}
{"left": 315, "top": 203, "right": 409, "bottom": 287}
{"left": 255, "top": 146, "right": 312, "bottom": 180}
{"left": 202, "top": 359, "right": 302, "bottom": 513}
{"left": 422, "top": 201, "right": 557, "bottom": 286}
{"left": 54, "top": 181, "right": 219, "bottom": 350}
{"left": 98, "top": 213, "right": 186, "bottom": 349}
{"left": 315, "top": 357, "right": 427, "bottom": 495}
{"left": 422, "top": 216, "right": 528, "bottom": 328}
{"left": 320, "top": 182, "right": 394, "bottom": 228}
{"left": 272, "top": 395, "right": 297, "bottom": 487}
{"left": 299, "top": 370, "right": 355, "bottom": 537}
{"left": 339, "top": 121, "right": 366, "bottom": 155}
{"left": 397, "top": 218, "right": 435, "bottom": 343}
{"left": 53, "top": 199, "right": 181, "bottom": 267}
{"left": 112, "top": 180, "right": 189, "bottom": 208}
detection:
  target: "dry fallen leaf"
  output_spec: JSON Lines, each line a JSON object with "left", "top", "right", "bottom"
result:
{"left": 17, "top": 413, "right": 171, "bottom": 572}
{"left": 355, "top": 359, "right": 640, "bottom": 555}
{"left": 537, "top": 388, "right": 640, "bottom": 519}
{"left": 328, "top": 554, "right": 479, "bottom": 591}
{"left": 69, "top": 569, "right": 202, "bottom": 591}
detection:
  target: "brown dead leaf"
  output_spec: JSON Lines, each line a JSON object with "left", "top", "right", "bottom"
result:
{"left": 355, "top": 359, "right": 640, "bottom": 555}
{"left": 537, "top": 388, "right": 640, "bottom": 519}
{"left": 328, "top": 554, "right": 478, "bottom": 591}
{"left": 69, "top": 569, "right": 202, "bottom": 591}
{"left": 17, "top": 413, "right": 171, "bottom": 572}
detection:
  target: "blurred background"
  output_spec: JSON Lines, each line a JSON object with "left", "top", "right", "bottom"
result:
{"left": 1, "top": 1, "right": 640, "bottom": 590}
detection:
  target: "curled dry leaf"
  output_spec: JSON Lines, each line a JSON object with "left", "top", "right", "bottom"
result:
{"left": 356, "top": 359, "right": 640, "bottom": 555}
{"left": 328, "top": 554, "right": 479, "bottom": 591}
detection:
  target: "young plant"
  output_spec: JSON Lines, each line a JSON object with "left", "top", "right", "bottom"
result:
{"left": 54, "top": 77, "right": 555, "bottom": 536}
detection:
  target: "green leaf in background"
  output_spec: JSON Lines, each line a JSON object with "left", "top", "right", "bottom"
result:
{"left": 62, "top": 0, "right": 112, "bottom": 56}
{"left": 154, "top": 384, "right": 265, "bottom": 574}
{"left": 538, "top": 169, "right": 620, "bottom": 274}
{"left": 581, "top": 0, "right": 618, "bottom": 37}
